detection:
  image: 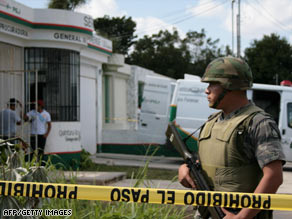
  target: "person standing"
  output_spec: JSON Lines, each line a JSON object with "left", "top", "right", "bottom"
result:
{"left": 25, "top": 100, "right": 51, "bottom": 161}
{"left": 178, "top": 56, "right": 285, "bottom": 219}
{"left": 0, "top": 98, "right": 22, "bottom": 140}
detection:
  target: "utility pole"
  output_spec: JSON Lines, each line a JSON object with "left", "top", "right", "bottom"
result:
{"left": 236, "top": 0, "right": 241, "bottom": 57}
{"left": 232, "top": 0, "right": 235, "bottom": 55}
{"left": 275, "top": 74, "right": 279, "bottom": 85}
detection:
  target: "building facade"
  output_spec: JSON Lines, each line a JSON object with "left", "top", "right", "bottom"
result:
{"left": 1, "top": 0, "right": 177, "bottom": 167}
{"left": 0, "top": 0, "right": 112, "bottom": 166}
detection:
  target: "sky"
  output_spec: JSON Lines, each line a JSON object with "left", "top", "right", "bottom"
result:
{"left": 20, "top": 0, "right": 292, "bottom": 55}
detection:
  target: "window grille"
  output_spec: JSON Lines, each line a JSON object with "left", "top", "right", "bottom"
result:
{"left": 24, "top": 48, "right": 80, "bottom": 121}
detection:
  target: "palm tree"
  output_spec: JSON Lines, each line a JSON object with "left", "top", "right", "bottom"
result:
{"left": 48, "top": 0, "right": 87, "bottom": 10}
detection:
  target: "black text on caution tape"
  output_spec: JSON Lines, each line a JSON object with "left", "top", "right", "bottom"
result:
{"left": 110, "top": 188, "right": 271, "bottom": 209}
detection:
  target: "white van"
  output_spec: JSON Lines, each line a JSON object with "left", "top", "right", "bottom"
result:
{"left": 138, "top": 75, "right": 175, "bottom": 144}
{"left": 170, "top": 75, "right": 292, "bottom": 162}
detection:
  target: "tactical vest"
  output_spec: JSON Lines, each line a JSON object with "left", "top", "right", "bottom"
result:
{"left": 198, "top": 105, "right": 264, "bottom": 193}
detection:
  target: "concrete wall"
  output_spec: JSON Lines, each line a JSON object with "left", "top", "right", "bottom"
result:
{"left": 80, "top": 62, "right": 98, "bottom": 154}
{"left": 103, "top": 54, "right": 131, "bottom": 130}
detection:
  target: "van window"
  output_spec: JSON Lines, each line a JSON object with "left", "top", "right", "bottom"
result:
{"left": 138, "top": 82, "right": 144, "bottom": 108}
{"left": 288, "top": 103, "right": 292, "bottom": 128}
{"left": 253, "top": 90, "right": 280, "bottom": 124}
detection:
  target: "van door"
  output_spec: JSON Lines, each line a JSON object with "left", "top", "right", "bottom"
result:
{"left": 175, "top": 80, "right": 217, "bottom": 135}
{"left": 280, "top": 98, "right": 292, "bottom": 162}
{"left": 138, "top": 76, "right": 173, "bottom": 144}
{"left": 173, "top": 80, "right": 217, "bottom": 151}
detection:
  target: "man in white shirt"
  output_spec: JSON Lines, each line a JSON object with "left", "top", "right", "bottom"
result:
{"left": 0, "top": 98, "right": 21, "bottom": 139}
{"left": 25, "top": 100, "right": 51, "bottom": 161}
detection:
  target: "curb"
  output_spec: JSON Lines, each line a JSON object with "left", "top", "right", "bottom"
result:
{"left": 50, "top": 171, "right": 127, "bottom": 185}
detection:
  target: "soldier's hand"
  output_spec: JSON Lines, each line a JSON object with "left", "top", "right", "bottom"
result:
{"left": 178, "top": 163, "right": 196, "bottom": 189}
{"left": 221, "top": 208, "right": 237, "bottom": 219}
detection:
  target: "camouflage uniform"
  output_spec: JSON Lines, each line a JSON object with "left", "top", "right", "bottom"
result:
{"left": 198, "top": 56, "right": 286, "bottom": 219}
{"left": 217, "top": 101, "right": 285, "bottom": 169}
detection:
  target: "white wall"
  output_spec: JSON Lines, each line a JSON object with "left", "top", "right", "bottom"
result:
{"left": 102, "top": 72, "right": 130, "bottom": 130}
{"left": 80, "top": 64, "right": 98, "bottom": 154}
{"left": 113, "top": 76, "right": 128, "bottom": 129}
{"left": 0, "top": 1, "right": 112, "bottom": 156}
{"left": 102, "top": 55, "right": 131, "bottom": 130}
{"left": 46, "top": 122, "right": 81, "bottom": 153}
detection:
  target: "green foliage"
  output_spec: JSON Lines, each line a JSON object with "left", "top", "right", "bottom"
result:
{"left": 41, "top": 199, "right": 188, "bottom": 219}
{"left": 0, "top": 139, "right": 52, "bottom": 216}
{"left": 127, "top": 29, "right": 190, "bottom": 79}
{"left": 48, "top": 0, "right": 86, "bottom": 10}
{"left": 79, "top": 149, "right": 97, "bottom": 170}
{"left": 94, "top": 15, "right": 137, "bottom": 55}
{"left": 185, "top": 29, "right": 231, "bottom": 78}
{"left": 244, "top": 33, "right": 292, "bottom": 84}
{"left": 127, "top": 28, "right": 228, "bottom": 79}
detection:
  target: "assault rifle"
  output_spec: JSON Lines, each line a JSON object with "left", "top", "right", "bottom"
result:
{"left": 165, "top": 121, "right": 225, "bottom": 219}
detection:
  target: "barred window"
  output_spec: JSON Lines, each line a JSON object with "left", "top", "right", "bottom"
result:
{"left": 24, "top": 48, "right": 80, "bottom": 121}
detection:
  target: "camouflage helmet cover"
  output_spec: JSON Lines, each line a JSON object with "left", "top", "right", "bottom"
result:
{"left": 201, "top": 56, "right": 253, "bottom": 90}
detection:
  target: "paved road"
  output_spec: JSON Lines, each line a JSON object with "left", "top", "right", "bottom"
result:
{"left": 275, "top": 169, "right": 292, "bottom": 218}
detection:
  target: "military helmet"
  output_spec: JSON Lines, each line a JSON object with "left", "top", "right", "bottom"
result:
{"left": 201, "top": 56, "right": 253, "bottom": 90}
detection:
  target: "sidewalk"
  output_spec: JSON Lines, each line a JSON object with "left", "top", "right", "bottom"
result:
{"left": 58, "top": 153, "right": 183, "bottom": 185}
{"left": 90, "top": 152, "right": 184, "bottom": 170}
{"left": 90, "top": 152, "right": 292, "bottom": 170}
{"left": 60, "top": 171, "right": 127, "bottom": 185}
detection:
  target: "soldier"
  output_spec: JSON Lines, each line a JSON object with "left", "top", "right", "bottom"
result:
{"left": 178, "top": 56, "right": 285, "bottom": 219}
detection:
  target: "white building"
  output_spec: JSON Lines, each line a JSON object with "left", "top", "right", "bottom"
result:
{"left": 0, "top": 0, "right": 175, "bottom": 167}
{"left": 0, "top": 0, "right": 111, "bottom": 167}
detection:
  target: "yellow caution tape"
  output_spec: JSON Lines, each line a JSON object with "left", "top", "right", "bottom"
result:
{"left": 1, "top": 180, "right": 292, "bottom": 211}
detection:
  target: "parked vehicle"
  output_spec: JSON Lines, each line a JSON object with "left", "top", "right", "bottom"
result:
{"left": 138, "top": 75, "right": 175, "bottom": 143}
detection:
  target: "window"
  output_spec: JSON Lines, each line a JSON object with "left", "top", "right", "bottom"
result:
{"left": 24, "top": 48, "right": 80, "bottom": 121}
{"left": 288, "top": 103, "right": 292, "bottom": 128}
{"left": 253, "top": 90, "right": 280, "bottom": 124}
{"left": 138, "top": 82, "right": 144, "bottom": 108}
